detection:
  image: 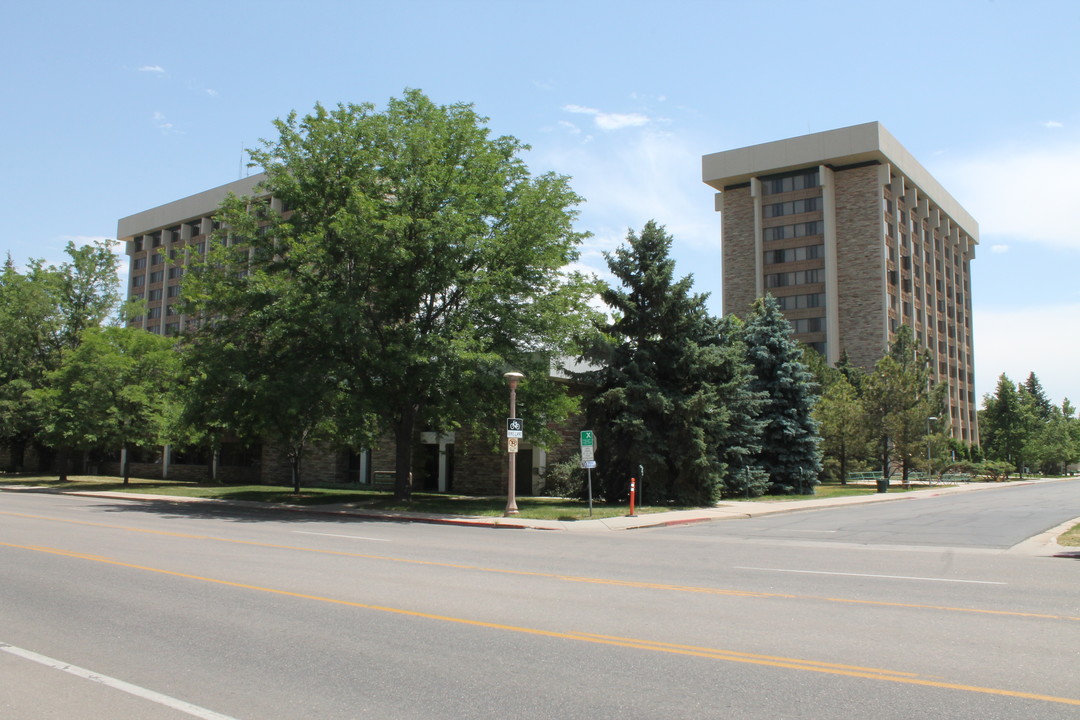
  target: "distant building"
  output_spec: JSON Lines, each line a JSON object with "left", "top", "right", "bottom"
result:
{"left": 702, "top": 122, "right": 979, "bottom": 443}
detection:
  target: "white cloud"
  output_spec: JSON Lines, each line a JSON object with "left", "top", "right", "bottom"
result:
{"left": 205, "top": 88, "right": 219, "bottom": 97}
{"left": 153, "top": 111, "right": 178, "bottom": 134}
{"left": 934, "top": 140, "right": 1080, "bottom": 249}
{"left": 595, "top": 112, "right": 649, "bottom": 131}
{"left": 990, "top": 244, "right": 1009, "bottom": 254}
{"left": 1043, "top": 120, "right": 1063, "bottom": 129}
{"left": 557, "top": 120, "right": 581, "bottom": 135}
{"left": 536, "top": 124, "right": 721, "bottom": 304}
{"left": 138, "top": 65, "right": 165, "bottom": 73}
{"left": 974, "top": 304, "right": 1080, "bottom": 405}
{"left": 562, "top": 104, "right": 651, "bottom": 131}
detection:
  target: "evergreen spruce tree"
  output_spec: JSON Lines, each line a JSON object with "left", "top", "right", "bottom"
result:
{"left": 582, "top": 221, "right": 762, "bottom": 504}
{"left": 980, "top": 374, "right": 1035, "bottom": 474}
{"left": 740, "top": 295, "right": 822, "bottom": 494}
{"left": 1023, "top": 372, "right": 1054, "bottom": 422}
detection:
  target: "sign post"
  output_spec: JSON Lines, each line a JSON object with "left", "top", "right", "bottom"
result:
{"left": 503, "top": 372, "right": 524, "bottom": 517}
{"left": 580, "top": 430, "right": 596, "bottom": 516}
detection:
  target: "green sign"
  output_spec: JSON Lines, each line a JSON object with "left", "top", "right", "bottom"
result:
{"left": 580, "top": 430, "right": 594, "bottom": 447}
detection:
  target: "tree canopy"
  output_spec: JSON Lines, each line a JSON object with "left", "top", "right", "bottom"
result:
{"left": 182, "top": 89, "right": 597, "bottom": 497}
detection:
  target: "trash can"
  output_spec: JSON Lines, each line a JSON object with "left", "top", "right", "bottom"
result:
{"left": 876, "top": 477, "right": 889, "bottom": 493}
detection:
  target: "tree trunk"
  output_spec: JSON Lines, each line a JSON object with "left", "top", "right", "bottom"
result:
{"left": 57, "top": 447, "right": 69, "bottom": 482}
{"left": 9, "top": 437, "right": 26, "bottom": 472}
{"left": 838, "top": 441, "right": 847, "bottom": 485}
{"left": 122, "top": 443, "right": 131, "bottom": 485}
{"left": 393, "top": 405, "right": 418, "bottom": 501}
{"left": 291, "top": 450, "right": 302, "bottom": 494}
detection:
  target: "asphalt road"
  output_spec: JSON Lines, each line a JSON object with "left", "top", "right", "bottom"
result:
{"left": 1, "top": 480, "right": 1078, "bottom": 719}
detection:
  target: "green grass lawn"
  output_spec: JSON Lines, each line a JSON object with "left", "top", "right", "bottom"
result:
{"left": 0, "top": 474, "right": 670, "bottom": 521}
{"left": 1058, "top": 523, "right": 1080, "bottom": 547}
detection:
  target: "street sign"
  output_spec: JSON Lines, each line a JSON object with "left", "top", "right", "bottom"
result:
{"left": 580, "top": 429, "right": 595, "bottom": 464}
{"left": 507, "top": 437, "right": 519, "bottom": 453}
{"left": 581, "top": 460, "right": 596, "bottom": 469}
{"left": 506, "top": 418, "right": 523, "bottom": 439}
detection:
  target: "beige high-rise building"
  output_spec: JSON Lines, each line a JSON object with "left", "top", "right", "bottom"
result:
{"left": 702, "top": 122, "right": 978, "bottom": 443}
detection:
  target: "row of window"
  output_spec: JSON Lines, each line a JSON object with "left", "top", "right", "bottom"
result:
{"left": 763, "top": 221, "right": 822, "bottom": 241}
{"left": 776, "top": 292, "right": 825, "bottom": 311}
{"left": 766, "top": 244, "right": 823, "bottom": 264}
{"left": 789, "top": 317, "right": 825, "bottom": 334}
{"left": 766, "top": 268, "right": 823, "bottom": 288}
{"left": 763, "top": 196, "right": 822, "bottom": 218}
{"left": 762, "top": 168, "right": 820, "bottom": 195}
{"left": 131, "top": 267, "right": 185, "bottom": 287}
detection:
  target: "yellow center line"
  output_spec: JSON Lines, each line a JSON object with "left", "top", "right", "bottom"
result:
{"left": 3, "top": 510, "right": 1078, "bottom": 622}
{"left": 3, "top": 539, "right": 1079, "bottom": 708}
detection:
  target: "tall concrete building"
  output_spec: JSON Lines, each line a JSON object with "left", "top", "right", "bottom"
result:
{"left": 118, "top": 174, "right": 264, "bottom": 337}
{"left": 702, "top": 122, "right": 978, "bottom": 443}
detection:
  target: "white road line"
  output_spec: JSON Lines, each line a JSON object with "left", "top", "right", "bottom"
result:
{"left": 0, "top": 641, "right": 239, "bottom": 720}
{"left": 292, "top": 531, "right": 391, "bottom": 542}
{"left": 734, "top": 567, "right": 1006, "bottom": 585}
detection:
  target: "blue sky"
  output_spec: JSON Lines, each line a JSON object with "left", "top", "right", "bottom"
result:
{"left": 3, "top": 0, "right": 1079, "bottom": 407}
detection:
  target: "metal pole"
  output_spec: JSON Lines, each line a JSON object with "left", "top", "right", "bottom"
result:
{"left": 504, "top": 372, "right": 523, "bottom": 516}
{"left": 587, "top": 467, "right": 593, "bottom": 517}
{"left": 926, "top": 416, "right": 938, "bottom": 485}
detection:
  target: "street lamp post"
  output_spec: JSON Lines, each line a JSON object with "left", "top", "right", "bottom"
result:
{"left": 926, "top": 416, "right": 939, "bottom": 484}
{"left": 504, "top": 371, "right": 524, "bottom": 516}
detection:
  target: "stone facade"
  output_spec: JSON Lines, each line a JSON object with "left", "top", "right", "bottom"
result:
{"left": 720, "top": 186, "right": 757, "bottom": 318}
{"left": 833, "top": 164, "right": 888, "bottom": 368}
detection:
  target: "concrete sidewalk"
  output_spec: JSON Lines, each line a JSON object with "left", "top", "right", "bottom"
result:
{"left": 3, "top": 477, "right": 1063, "bottom": 533}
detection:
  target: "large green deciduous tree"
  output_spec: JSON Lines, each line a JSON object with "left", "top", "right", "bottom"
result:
{"left": 740, "top": 295, "right": 821, "bottom": 494}
{"left": 860, "top": 327, "right": 941, "bottom": 488}
{"left": 0, "top": 241, "right": 120, "bottom": 470}
{"left": 183, "top": 90, "right": 595, "bottom": 498}
{"left": 30, "top": 327, "right": 178, "bottom": 482}
{"left": 581, "top": 221, "right": 763, "bottom": 505}
{"left": 815, "top": 371, "right": 867, "bottom": 485}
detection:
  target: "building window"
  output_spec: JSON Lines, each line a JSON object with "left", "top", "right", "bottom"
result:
{"left": 147, "top": 307, "right": 162, "bottom": 319}
{"left": 166, "top": 304, "right": 177, "bottom": 316}
{"left": 167, "top": 285, "right": 181, "bottom": 298}
{"left": 766, "top": 269, "right": 823, "bottom": 288}
{"left": 168, "top": 266, "right": 184, "bottom": 279}
{"left": 133, "top": 237, "right": 144, "bottom": 252}
{"left": 790, "top": 317, "right": 825, "bottom": 334}
{"left": 762, "top": 168, "right": 820, "bottom": 195}
{"left": 164, "top": 322, "right": 181, "bottom": 336}
{"left": 766, "top": 244, "right": 824, "bottom": 264}
{"left": 763, "top": 221, "right": 822, "bottom": 241}
{"left": 132, "top": 275, "right": 145, "bottom": 288}
{"left": 763, "top": 196, "right": 822, "bottom": 218}
{"left": 148, "top": 289, "right": 162, "bottom": 301}
{"left": 133, "top": 257, "right": 147, "bottom": 270}
{"left": 776, "top": 293, "right": 825, "bottom": 310}
{"left": 151, "top": 253, "right": 164, "bottom": 266}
